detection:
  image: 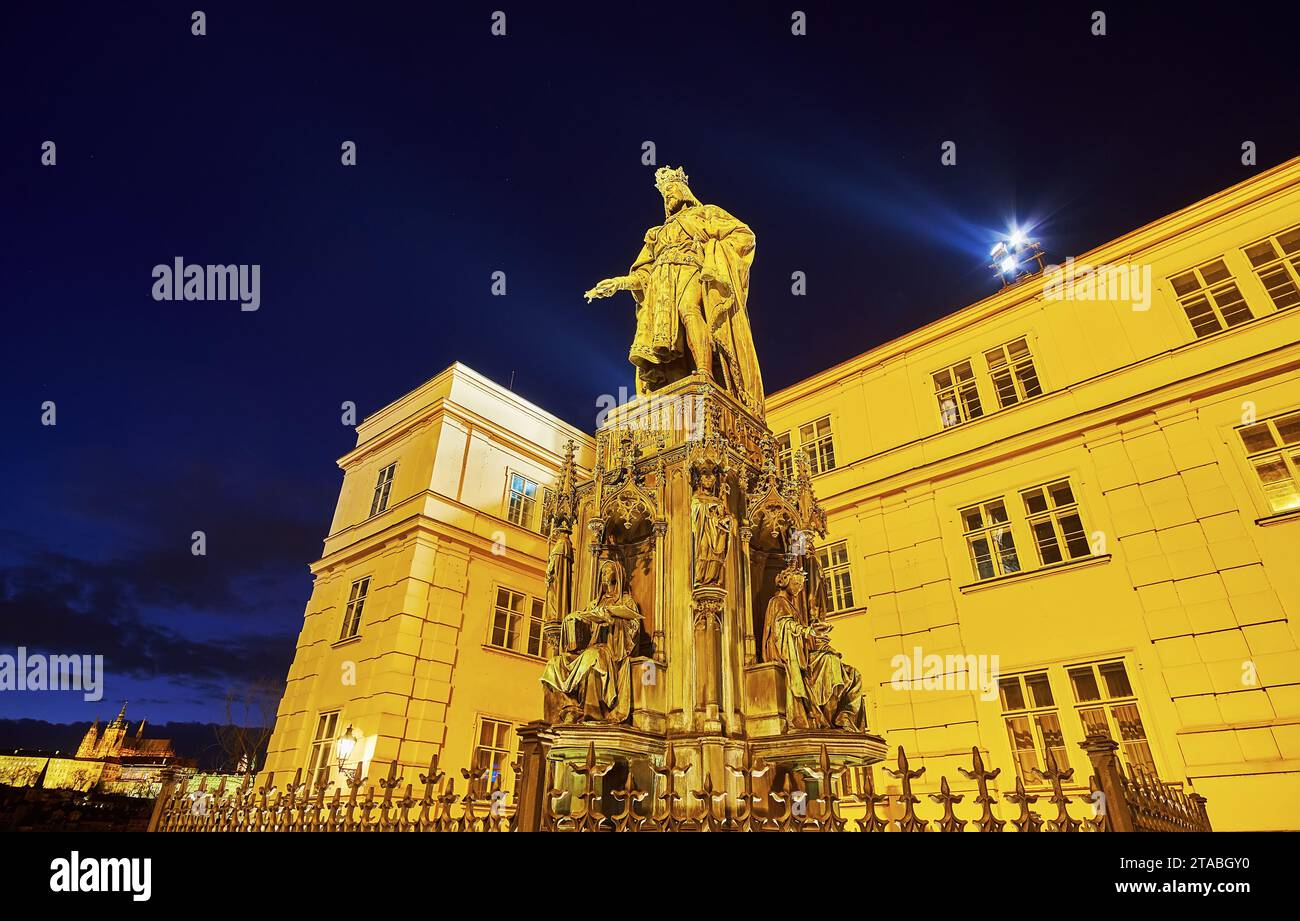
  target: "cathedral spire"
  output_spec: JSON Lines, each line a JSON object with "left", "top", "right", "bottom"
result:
{"left": 110, "top": 701, "right": 128, "bottom": 727}
{"left": 76, "top": 718, "right": 101, "bottom": 758}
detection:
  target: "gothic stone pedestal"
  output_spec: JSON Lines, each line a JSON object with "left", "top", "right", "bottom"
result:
{"left": 532, "top": 377, "right": 888, "bottom": 828}
{"left": 542, "top": 721, "right": 887, "bottom": 828}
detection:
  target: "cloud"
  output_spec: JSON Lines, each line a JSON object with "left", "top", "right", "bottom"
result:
{"left": 0, "top": 548, "right": 296, "bottom": 688}
{"left": 0, "top": 462, "right": 316, "bottom": 693}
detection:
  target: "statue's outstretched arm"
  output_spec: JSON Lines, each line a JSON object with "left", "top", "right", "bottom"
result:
{"left": 584, "top": 274, "right": 644, "bottom": 303}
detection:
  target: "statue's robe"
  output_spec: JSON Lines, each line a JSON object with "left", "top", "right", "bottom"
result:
{"left": 690, "top": 491, "right": 730, "bottom": 588}
{"left": 626, "top": 202, "right": 764, "bottom": 416}
{"left": 762, "top": 591, "right": 868, "bottom": 731}
{"left": 763, "top": 591, "right": 815, "bottom": 726}
{"left": 539, "top": 590, "right": 641, "bottom": 722}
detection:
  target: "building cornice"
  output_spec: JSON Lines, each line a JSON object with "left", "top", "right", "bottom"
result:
{"left": 311, "top": 488, "right": 549, "bottom": 578}
{"left": 337, "top": 363, "right": 595, "bottom": 473}
{"left": 353, "top": 361, "right": 593, "bottom": 449}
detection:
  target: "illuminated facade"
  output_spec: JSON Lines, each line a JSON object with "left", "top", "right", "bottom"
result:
{"left": 264, "top": 158, "right": 1300, "bottom": 830}
{"left": 262, "top": 367, "right": 593, "bottom": 794}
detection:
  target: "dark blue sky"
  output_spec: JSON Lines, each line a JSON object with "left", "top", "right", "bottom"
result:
{"left": 3, "top": 1, "right": 1298, "bottom": 725}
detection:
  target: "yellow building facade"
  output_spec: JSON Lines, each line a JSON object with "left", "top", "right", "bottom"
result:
{"left": 262, "top": 366, "right": 594, "bottom": 793}
{"left": 264, "top": 159, "right": 1300, "bottom": 830}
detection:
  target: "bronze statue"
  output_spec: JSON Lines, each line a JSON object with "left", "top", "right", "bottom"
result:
{"left": 544, "top": 528, "right": 573, "bottom": 623}
{"left": 585, "top": 166, "right": 765, "bottom": 416}
{"left": 762, "top": 560, "right": 868, "bottom": 731}
{"left": 540, "top": 558, "right": 642, "bottom": 724}
{"left": 690, "top": 459, "right": 731, "bottom": 589}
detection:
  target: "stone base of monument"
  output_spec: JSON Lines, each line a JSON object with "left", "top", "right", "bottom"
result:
{"left": 629, "top": 656, "right": 668, "bottom": 734}
{"left": 545, "top": 723, "right": 666, "bottom": 822}
{"left": 747, "top": 730, "right": 888, "bottom": 822}
{"left": 748, "top": 729, "right": 888, "bottom": 771}
{"left": 541, "top": 721, "right": 887, "bottom": 826}
{"left": 742, "top": 662, "right": 786, "bottom": 736}
{"left": 527, "top": 347, "right": 890, "bottom": 827}
{"left": 547, "top": 722, "right": 667, "bottom": 764}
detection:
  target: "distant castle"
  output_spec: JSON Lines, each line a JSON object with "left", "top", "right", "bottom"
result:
{"left": 76, "top": 702, "right": 177, "bottom": 761}
{"left": 0, "top": 702, "right": 191, "bottom": 796}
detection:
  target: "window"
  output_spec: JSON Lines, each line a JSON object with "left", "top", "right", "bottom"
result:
{"left": 506, "top": 473, "right": 538, "bottom": 527}
{"left": 1242, "top": 225, "right": 1300, "bottom": 311}
{"left": 1020, "top": 479, "right": 1092, "bottom": 566}
{"left": 1169, "top": 258, "right": 1253, "bottom": 338}
{"left": 1068, "top": 661, "right": 1155, "bottom": 774}
{"left": 960, "top": 480, "right": 1094, "bottom": 581}
{"left": 489, "top": 587, "right": 545, "bottom": 657}
{"left": 799, "top": 417, "right": 836, "bottom": 474}
{"left": 960, "top": 499, "right": 1020, "bottom": 580}
{"left": 338, "top": 577, "right": 371, "bottom": 640}
{"left": 999, "top": 672, "right": 1068, "bottom": 786}
{"left": 306, "top": 711, "right": 339, "bottom": 791}
{"left": 933, "top": 360, "right": 983, "bottom": 428}
{"left": 1237, "top": 410, "right": 1300, "bottom": 513}
{"left": 776, "top": 431, "right": 795, "bottom": 479}
{"left": 369, "top": 463, "right": 396, "bottom": 517}
{"left": 815, "top": 541, "right": 855, "bottom": 613}
{"left": 472, "top": 718, "right": 514, "bottom": 797}
{"left": 984, "top": 338, "right": 1043, "bottom": 409}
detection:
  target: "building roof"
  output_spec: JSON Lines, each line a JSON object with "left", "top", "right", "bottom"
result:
{"left": 766, "top": 155, "right": 1300, "bottom": 410}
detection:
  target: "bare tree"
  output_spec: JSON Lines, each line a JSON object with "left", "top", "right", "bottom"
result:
{"left": 213, "top": 679, "right": 280, "bottom": 775}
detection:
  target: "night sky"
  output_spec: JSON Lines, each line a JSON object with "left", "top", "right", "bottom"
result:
{"left": 3, "top": 2, "right": 1298, "bottom": 726}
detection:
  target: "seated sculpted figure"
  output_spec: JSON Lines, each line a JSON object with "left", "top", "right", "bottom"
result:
{"left": 540, "top": 558, "right": 643, "bottom": 724}
{"left": 762, "top": 561, "right": 868, "bottom": 731}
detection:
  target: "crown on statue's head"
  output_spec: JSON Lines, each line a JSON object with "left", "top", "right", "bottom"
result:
{"left": 654, "top": 166, "right": 690, "bottom": 193}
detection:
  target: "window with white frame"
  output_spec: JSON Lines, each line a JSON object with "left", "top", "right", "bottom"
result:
{"left": 369, "top": 463, "right": 396, "bottom": 517}
{"left": 306, "top": 711, "right": 339, "bottom": 791}
{"left": 489, "top": 587, "right": 544, "bottom": 657}
{"left": 815, "top": 541, "right": 855, "bottom": 613}
{"left": 1168, "top": 258, "right": 1253, "bottom": 338}
{"left": 472, "top": 717, "right": 514, "bottom": 797}
{"left": 1068, "top": 660, "right": 1156, "bottom": 774}
{"left": 799, "top": 417, "right": 836, "bottom": 474}
{"left": 506, "top": 472, "right": 539, "bottom": 527}
{"left": 999, "top": 672, "right": 1068, "bottom": 787}
{"left": 1242, "top": 225, "right": 1300, "bottom": 312}
{"left": 984, "top": 338, "right": 1043, "bottom": 409}
{"left": 338, "top": 577, "right": 371, "bottom": 640}
{"left": 1237, "top": 410, "right": 1300, "bottom": 514}
{"left": 933, "top": 360, "right": 984, "bottom": 428}
{"left": 960, "top": 498, "right": 1020, "bottom": 580}
{"left": 1020, "top": 479, "right": 1092, "bottom": 566}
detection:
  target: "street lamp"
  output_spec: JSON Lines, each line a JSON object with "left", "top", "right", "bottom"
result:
{"left": 335, "top": 724, "right": 362, "bottom": 787}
